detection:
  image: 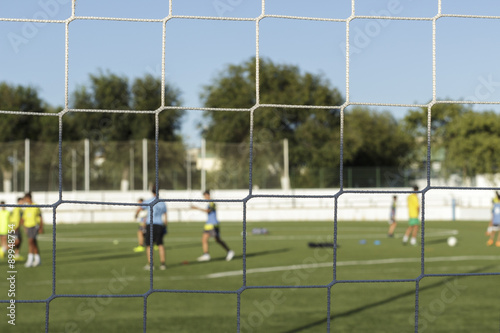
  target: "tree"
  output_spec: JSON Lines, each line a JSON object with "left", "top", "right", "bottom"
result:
{"left": 66, "top": 71, "right": 183, "bottom": 141}
{"left": 403, "top": 103, "right": 470, "bottom": 140}
{"left": 0, "top": 82, "right": 54, "bottom": 191}
{"left": 200, "top": 57, "right": 344, "bottom": 188}
{"left": 200, "top": 58, "right": 415, "bottom": 188}
{"left": 64, "top": 71, "right": 185, "bottom": 189}
{"left": 0, "top": 82, "right": 47, "bottom": 141}
{"left": 344, "top": 107, "right": 414, "bottom": 167}
{"left": 443, "top": 111, "right": 500, "bottom": 180}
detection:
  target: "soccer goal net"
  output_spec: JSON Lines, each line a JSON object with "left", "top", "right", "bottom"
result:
{"left": 1, "top": 1, "right": 500, "bottom": 332}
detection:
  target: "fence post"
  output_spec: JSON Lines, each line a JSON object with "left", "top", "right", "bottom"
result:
{"left": 143, "top": 138, "right": 148, "bottom": 191}
{"left": 24, "top": 138, "right": 30, "bottom": 193}
{"left": 72, "top": 149, "right": 77, "bottom": 191}
{"left": 84, "top": 139, "right": 90, "bottom": 192}
{"left": 187, "top": 148, "right": 192, "bottom": 191}
{"left": 281, "top": 138, "right": 290, "bottom": 190}
{"left": 129, "top": 144, "right": 134, "bottom": 191}
{"left": 13, "top": 149, "right": 18, "bottom": 192}
{"left": 201, "top": 138, "right": 206, "bottom": 192}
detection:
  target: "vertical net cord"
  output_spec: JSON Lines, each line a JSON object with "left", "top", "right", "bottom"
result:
{"left": 414, "top": 2, "right": 442, "bottom": 330}
{"left": 45, "top": 1, "right": 76, "bottom": 331}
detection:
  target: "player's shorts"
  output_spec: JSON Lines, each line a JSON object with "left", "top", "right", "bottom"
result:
{"left": 26, "top": 226, "right": 39, "bottom": 239}
{"left": 408, "top": 218, "right": 420, "bottom": 226}
{"left": 144, "top": 224, "right": 164, "bottom": 246}
{"left": 203, "top": 224, "right": 220, "bottom": 238}
{"left": 13, "top": 228, "right": 21, "bottom": 241}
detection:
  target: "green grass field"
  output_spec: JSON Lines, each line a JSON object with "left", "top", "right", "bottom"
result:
{"left": 1, "top": 220, "right": 500, "bottom": 332}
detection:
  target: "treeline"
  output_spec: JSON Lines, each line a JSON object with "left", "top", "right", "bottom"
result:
{"left": 1, "top": 57, "right": 499, "bottom": 188}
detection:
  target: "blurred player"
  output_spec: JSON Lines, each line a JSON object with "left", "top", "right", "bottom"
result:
{"left": 191, "top": 190, "right": 234, "bottom": 262}
{"left": 487, "top": 192, "right": 500, "bottom": 246}
{"left": 133, "top": 198, "right": 147, "bottom": 252}
{"left": 0, "top": 201, "right": 10, "bottom": 259}
{"left": 387, "top": 195, "right": 397, "bottom": 238}
{"left": 402, "top": 186, "right": 419, "bottom": 246}
{"left": 10, "top": 197, "right": 24, "bottom": 260}
{"left": 142, "top": 188, "right": 167, "bottom": 270}
{"left": 23, "top": 192, "right": 43, "bottom": 267}
{"left": 486, "top": 191, "right": 500, "bottom": 237}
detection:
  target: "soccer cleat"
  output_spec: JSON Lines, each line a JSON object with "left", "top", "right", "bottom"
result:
{"left": 143, "top": 264, "right": 154, "bottom": 271}
{"left": 24, "top": 262, "right": 32, "bottom": 268}
{"left": 487, "top": 239, "right": 494, "bottom": 246}
{"left": 226, "top": 250, "right": 235, "bottom": 261}
{"left": 14, "top": 255, "right": 24, "bottom": 261}
{"left": 160, "top": 264, "right": 166, "bottom": 270}
{"left": 133, "top": 246, "right": 145, "bottom": 253}
{"left": 0, "top": 249, "right": 4, "bottom": 259}
{"left": 197, "top": 253, "right": 211, "bottom": 262}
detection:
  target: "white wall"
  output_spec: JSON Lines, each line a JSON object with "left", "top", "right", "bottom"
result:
{"left": 1, "top": 187, "right": 496, "bottom": 224}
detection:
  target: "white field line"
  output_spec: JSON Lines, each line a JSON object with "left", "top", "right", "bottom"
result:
{"left": 187, "top": 255, "right": 500, "bottom": 280}
{"left": 19, "top": 255, "right": 500, "bottom": 286}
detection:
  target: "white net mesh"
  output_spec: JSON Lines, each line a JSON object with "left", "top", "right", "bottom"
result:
{"left": 1, "top": 1, "right": 499, "bottom": 332}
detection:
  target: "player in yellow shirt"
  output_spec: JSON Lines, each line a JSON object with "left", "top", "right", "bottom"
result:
{"left": 0, "top": 201, "right": 11, "bottom": 259}
{"left": 23, "top": 193, "right": 43, "bottom": 267}
{"left": 10, "top": 197, "right": 24, "bottom": 260}
{"left": 402, "top": 186, "right": 420, "bottom": 246}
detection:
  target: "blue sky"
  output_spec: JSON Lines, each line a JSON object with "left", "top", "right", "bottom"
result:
{"left": 1, "top": 0, "right": 500, "bottom": 147}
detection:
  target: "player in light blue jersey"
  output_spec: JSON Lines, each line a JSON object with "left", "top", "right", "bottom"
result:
{"left": 137, "top": 188, "right": 167, "bottom": 270}
{"left": 487, "top": 191, "right": 500, "bottom": 247}
{"left": 191, "top": 190, "right": 234, "bottom": 262}
{"left": 387, "top": 195, "right": 397, "bottom": 238}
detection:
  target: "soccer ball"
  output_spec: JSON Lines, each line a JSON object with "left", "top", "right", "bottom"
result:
{"left": 447, "top": 236, "right": 457, "bottom": 247}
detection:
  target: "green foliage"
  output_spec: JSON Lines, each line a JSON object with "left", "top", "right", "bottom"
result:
{"left": 443, "top": 111, "right": 500, "bottom": 178}
{"left": 201, "top": 58, "right": 415, "bottom": 188}
{"left": 66, "top": 71, "right": 184, "bottom": 141}
{"left": 344, "top": 107, "right": 414, "bottom": 167}
{"left": 0, "top": 82, "right": 48, "bottom": 141}
{"left": 403, "top": 103, "right": 470, "bottom": 139}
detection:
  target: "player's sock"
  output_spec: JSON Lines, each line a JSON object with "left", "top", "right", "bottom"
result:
{"left": 402, "top": 235, "right": 408, "bottom": 243}
{"left": 33, "top": 254, "right": 41, "bottom": 266}
{"left": 410, "top": 238, "right": 417, "bottom": 246}
{"left": 25, "top": 253, "right": 34, "bottom": 267}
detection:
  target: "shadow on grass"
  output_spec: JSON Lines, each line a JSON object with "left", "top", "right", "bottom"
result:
{"left": 167, "top": 248, "right": 291, "bottom": 268}
{"left": 57, "top": 252, "right": 140, "bottom": 264}
{"left": 425, "top": 238, "right": 449, "bottom": 245}
{"left": 283, "top": 265, "right": 497, "bottom": 333}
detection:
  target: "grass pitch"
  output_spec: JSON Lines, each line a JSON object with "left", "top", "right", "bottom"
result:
{"left": 1, "top": 220, "right": 500, "bottom": 332}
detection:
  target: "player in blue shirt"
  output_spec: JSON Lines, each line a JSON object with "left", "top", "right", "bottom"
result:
{"left": 137, "top": 188, "right": 167, "bottom": 270}
{"left": 487, "top": 191, "right": 500, "bottom": 247}
{"left": 387, "top": 195, "right": 397, "bottom": 238}
{"left": 191, "top": 190, "right": 234, "bottom": 262}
